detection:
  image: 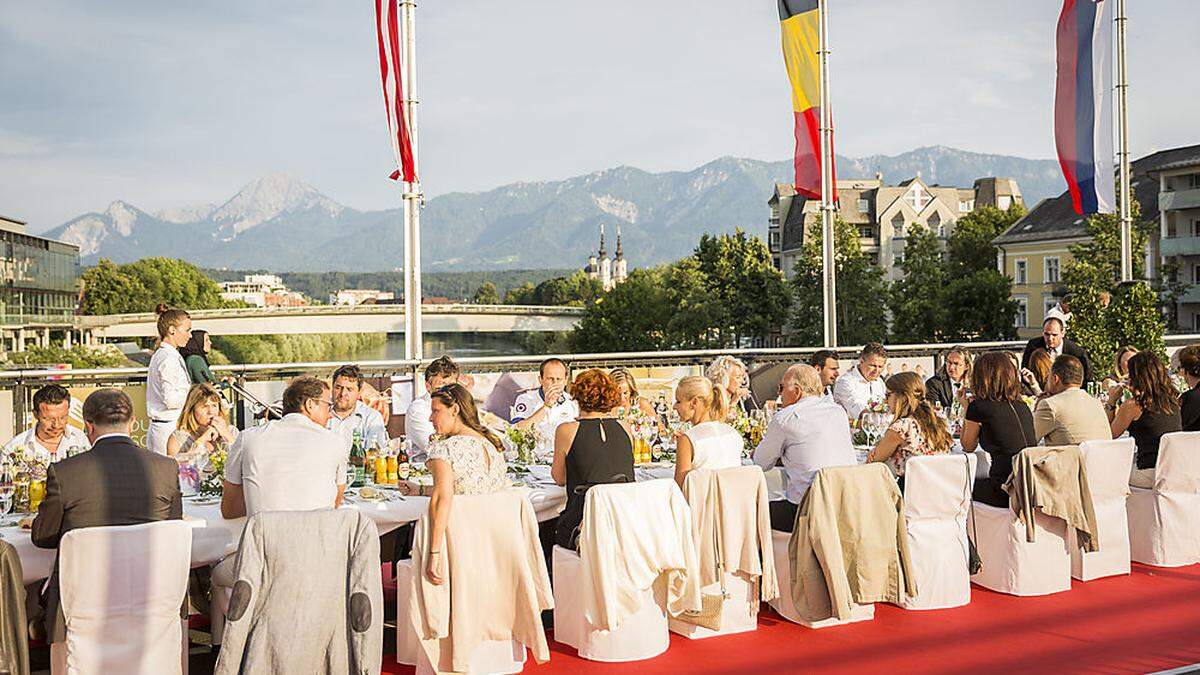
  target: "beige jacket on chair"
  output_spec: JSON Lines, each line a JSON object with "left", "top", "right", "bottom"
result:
{"left": 788, "top": 464, "right": 915, "bottom": 622}
{"left": 1005, "top": 445, "right": 1099, "bottom": 552}
{"left": 681, "top": 466, "right": 778, "bottom": 602}
{"left": 408, "top": 489, "right": 553, "bottom": 673}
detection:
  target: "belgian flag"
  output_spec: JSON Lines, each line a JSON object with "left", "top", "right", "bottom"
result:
{"left": 779, "top": 0, "right": 835, "bottom": 200}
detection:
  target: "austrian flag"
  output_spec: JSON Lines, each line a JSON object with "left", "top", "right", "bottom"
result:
{"left": 375, "top": 0, "right": 417, "bottom": 182}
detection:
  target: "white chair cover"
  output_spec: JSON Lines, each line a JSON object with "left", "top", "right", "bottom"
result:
{"left": 900, "top": 454, "right": 975, "bottom": 610}
{"left": 56, "top": 521, "right": 192, "bottom": 675}
{"left": 970, "top": 501, "right": 1071, "bottom": 596}
{"left": 766, "top": 531, "right": 874, "bottom": 628}
{"left": 668, "top": 573, "right": 757, "bottom": 640}
{"left": 395, "top": 560, "right": 526, "bottom": 675}
{"left": 552, "top": 546, "right": 669, "bottom": 662}
{"left": 1070, "top": 438, "right": 1135, "bottom": 580}
{"left": 1127, "top": 431, "right": 1200, "bottom": 567}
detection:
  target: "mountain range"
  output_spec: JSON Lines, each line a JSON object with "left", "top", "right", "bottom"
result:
{"left": 46, "top": 146, "right": 1064, "bottom": 272}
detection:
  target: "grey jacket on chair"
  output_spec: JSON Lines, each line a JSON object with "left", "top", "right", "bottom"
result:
{"left": 0, "top": 541, "right": 27, "bottom": 675}
{"left": 214, "top": 509, "right": 382, "bottom": 675}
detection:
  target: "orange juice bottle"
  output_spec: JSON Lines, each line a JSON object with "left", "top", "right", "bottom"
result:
{"left": 375, "top": 456, "right": 388, "bottom": 485}
{"left": 386, "top": 454, "right": 399, "bottom": 485}
{"left": 29, "top": 480, "right": 45, "bottom": 512}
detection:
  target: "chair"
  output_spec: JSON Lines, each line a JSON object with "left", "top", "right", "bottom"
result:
{"left": 552, "top": 480, "right": 696, "bottom": 662}
{"left": 768, "top": 531, "right": 874, "bottom": 627}
{"left": 900, "top": 453, "right": 976, "bottom": 610}
{"left": 1127, "top": 431, "right": 1200, "bottom": 567}
{"left": 1069, "top": 438, "right": 1135, "bottom": 580}
{"left": 970, "top": 449, "right": 1072, "bottom": 596}
{"left": 51, "top": 521, "right": 193, "bottom": 675}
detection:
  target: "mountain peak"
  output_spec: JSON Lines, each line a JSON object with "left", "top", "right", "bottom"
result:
{"left": 104, "top": 200, "right": 141, "bottom": 235}
{"left": 209, "top": 173, "right": 344, "bottom": 239}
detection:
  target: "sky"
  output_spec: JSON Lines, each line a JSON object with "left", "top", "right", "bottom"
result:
{"left": 1, "top": 0, "right": 1197, "bottom": 231}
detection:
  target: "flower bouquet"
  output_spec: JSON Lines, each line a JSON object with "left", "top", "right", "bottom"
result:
{"left": 731, "top": 411, "right": 767, "bottom": 460}
{"left": 859, "top": 398, "right": 891, "bottom": 447}
{"left": 5, "top": 444, "right": 49, "bottom": 481}
{"left": 504, "top": 426, "right": 541, "bottom": 466}
{"left": 197, "top": 448, "right": 227, "bottom": 497}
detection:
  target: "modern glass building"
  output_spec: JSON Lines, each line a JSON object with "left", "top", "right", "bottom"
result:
{"left": 0, "top": 215, "right": 80, "bottom": 329}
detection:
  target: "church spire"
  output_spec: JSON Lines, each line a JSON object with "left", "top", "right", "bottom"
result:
{"left": 598, "top": 223, "right": 607, "bottom": 257}
{"left": 615, "top": 224, "right": 623, "bottom": 259}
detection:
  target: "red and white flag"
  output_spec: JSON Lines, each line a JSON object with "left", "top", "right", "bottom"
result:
{"left": 375, "top": 0, "right": 417, "bottom": 182}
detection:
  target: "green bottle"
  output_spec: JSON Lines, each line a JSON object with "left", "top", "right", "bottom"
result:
{"left": 350, "top": 429, "right": 366, "bottom": 487}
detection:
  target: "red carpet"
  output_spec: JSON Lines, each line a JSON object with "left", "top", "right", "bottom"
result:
{"left": 383, "top": 562, "right": 1200, "bottom": 674}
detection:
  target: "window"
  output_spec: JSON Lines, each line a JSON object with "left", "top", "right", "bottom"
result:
{"left": 857, "top": 199, "right": 869, "bottom": 213}
{"left": 1014, "top": 259, "right": 1028, "bottom": 285}
{"left": 858, "top": 225, "right": 874, "bottom": 239}
{"left": 769, "top": 231, "right": 780, "bottom": 249}
{"left": 893, "top": 252, "right": 904, "bottom": 267}
{"left": 1193, "top": 219, "right": 1200, "bottom": 238}
{"left": 959, "top": 199, "right": 973, "bottom": 212}
{"left": 1015, "top": 298, "right": 1028, "bottom": 328}
{"left": 1045, "top": 257, "right": 1061, "bottom": 284}
{"left": 1193, "top": 264, "right": 1200, "bottom": 285}
{"left": 1194, "top": 313, "right": 1200, "bottom": 333}
{"left": 905, "top": 184, "right": 930, "bottom": 211}
{"left": 892, "top": 213, "right": 906, "bottom": 236}
{"left": 1045, "top": 296, "right": 1058, "bottom": 317}
{"left": 998, "top": 196, "right": 1012, "bottom": 210}
{"left": 1189, "top": 174, "right": 1200, "bottom": 189}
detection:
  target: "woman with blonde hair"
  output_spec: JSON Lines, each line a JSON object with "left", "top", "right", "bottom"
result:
{"left": 610, "top": 367, "right": 656, "bottom": 418}
{"left": 672, "top": 376, "right": 742, "bottom": 487}
{"left": 867, "top": 372, "right": 953, "bottom": 485}
{"left": 167, "top": 383, "right": 236, "bottom": 460}
{"left": 705, "top": 355, "right": 755, "bottom": 417}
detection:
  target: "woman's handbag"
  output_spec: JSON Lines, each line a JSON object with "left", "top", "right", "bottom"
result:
{"left": 674, "top": 483, "right": 728, "bottom": 631}
{"left": 965, "top": 455, "right": 983, "bottom": 574}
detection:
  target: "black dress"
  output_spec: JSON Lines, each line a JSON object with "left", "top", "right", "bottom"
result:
{"left": 1128, "top": 407, "right": 1182, "bottom": 470}
{"left": 966, "top": 398, "right": 1037, "bottom": 507}
{"left": 554, "top": 418, "right": 635, "bottom": 550}
{"left": 1180, "top": 386, "right": 1200, "bottom": 432}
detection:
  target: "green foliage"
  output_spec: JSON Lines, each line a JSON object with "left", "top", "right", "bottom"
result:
{"left": 789, "top": 217, "right": 888, "bottom": 346}
{"left": 210, "top": 333, "right": 385, "bottom": 365}
{"left": 693, "top": 229, "right": 790, "bottom": 345}
{"left": 471, "top": 282, "right": 501, "bottom": 304}
{"left": 944, "top": 270, "right": 1018, "bottom": 341}
{"left": 82, "top": 258, "right": 233, "bottom": 314}
{"left": 1107, "top": 282, "right": 1166, "bottom": 360}
{"left": 889, "top": 225, "right": 948, "bottom": 342}
{"left": 502, "top": 271, "right": 603, "bottom": 307}
{"left": 945, "top": 205, "right": 1026, "bottom": 276}
{"left": 6, "top": 345, "right": 132, "bottom": 369}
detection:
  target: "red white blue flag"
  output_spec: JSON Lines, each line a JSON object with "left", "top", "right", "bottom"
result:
{"left": 1054, "top": 0, "right": 1114, "bottom": 215}
{"left": 375, "top": 0, "right": 417, "bottom": 183}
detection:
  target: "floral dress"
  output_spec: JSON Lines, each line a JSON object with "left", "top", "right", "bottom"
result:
{"left": 426, "top": 434, "right": 509, "bottom": 495}
{"left": 887, "top": 417, "right": 948, "bottom": 476}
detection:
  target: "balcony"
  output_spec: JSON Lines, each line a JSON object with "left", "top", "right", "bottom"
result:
{"left": 1178, "top": 286, "right": 1200, "bottom": 305}
{"left": 1160, "top": 235, "right": 1200, "bottom": 257}
{"left": 1160, "top": 188, "right": 1200, "bottom": 212}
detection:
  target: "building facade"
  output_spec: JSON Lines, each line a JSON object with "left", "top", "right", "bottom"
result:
{"left": 0, "top": 215, "right": 81, "bottom": 352}
{"left": 219, "top": 274, "right": 308, "bottom": 308}
{"left": 769, "top": 175, "right": 1023, "bottom": 281}
{"left": 1152, "top": 146, "right": 1200, "bottom": 331}
{"left": 329, "top": 289, "right": 395, "bottom": 306}
{"left": 583, "top": 224, "right": 628, "bottom": 291}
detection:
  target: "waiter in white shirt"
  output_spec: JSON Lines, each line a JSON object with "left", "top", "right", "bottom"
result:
{"left": 2, "top": 384, "right": 91, "bottom": 463}
{"left": 326, "top": 364, "right": 388, "bottom": 449}
{"left": 511, "top": 358, "right": 579, "bottom": 457}
{"left": 832, "top": 342, "right": 889, "bottom": 420}
{"left": 145, "top": 306, "right": 193, "bottom": 455}
{"left": 404, "top": 355, "right": 460, "bottom": 461}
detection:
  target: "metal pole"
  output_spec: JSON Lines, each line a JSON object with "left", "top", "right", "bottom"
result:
{"left": 401, "top": 0, "right": 424, "bottom": 359}
{"left": 1116, "top": 0, "right": 1132, "bottom": 281}
{"left": 818, "top": 0, "right": 837, "bottom": 347}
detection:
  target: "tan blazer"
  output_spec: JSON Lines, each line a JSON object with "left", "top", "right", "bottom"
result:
{"left": 1034, "top": 387, "right": 1112, "bottom": 447}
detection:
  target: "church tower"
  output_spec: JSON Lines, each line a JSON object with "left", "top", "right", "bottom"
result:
{"left": 598, "top": 224, "right": 612, "bottom": 290}
{"left": 613, "top": 224, "right": 628, "bottom": 285}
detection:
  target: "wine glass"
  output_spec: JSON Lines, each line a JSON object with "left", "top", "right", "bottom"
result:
{"left": 0, "top": 465, "right": 15, "bottom": 517}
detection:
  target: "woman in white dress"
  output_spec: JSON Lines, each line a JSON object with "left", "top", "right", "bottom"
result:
{"left": 672, "top": 375, "right": 743, "bottom": 487}
{"left": 423, "top": 383, "right": 508, "bottom": 585}
{"left": 146, "top": 305, "right": 193, "bottom": 455}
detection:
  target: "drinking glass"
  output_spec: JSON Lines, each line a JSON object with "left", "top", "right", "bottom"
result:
{"left": 0, "top": 465, "right": 14, "bottom": 516}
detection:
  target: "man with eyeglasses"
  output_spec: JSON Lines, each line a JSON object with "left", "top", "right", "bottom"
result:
{"left": 1021, "top": 316, "right": 1092, "bottom": 385}
{"left": 214, "top": 377, "right": 349, "bottom": 588}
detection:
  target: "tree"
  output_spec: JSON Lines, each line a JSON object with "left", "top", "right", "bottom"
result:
{"left": 789, "top": 217, "right": 888, "bottom": 346}
{"left": 471, "top": 281, "right": 500, "bottom": 304}
{"left": 694, "top": 229, "right": 790, "bottom": 346}
{"left": 80, "top": 259, "right": 151, "bottom": 315}
{"left": 80, "top": 257, "right": 232, "bottom": 315}
{"left": 502, "top": 271, "right": 604, "bottom": 307}
{"left": 945, "top": 205, "right": 1026, "bottom": 276}
{"left": 944, "top": 270, "right": 1018, "bottom": 341}
{"left": 889, "top": 225, "right": 947, "bottom": 342}
{"left": 6, "top": 345, "right": 131, "bottom": 369}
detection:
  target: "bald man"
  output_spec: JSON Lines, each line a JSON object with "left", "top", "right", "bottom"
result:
{"left": 753, "top": 364, "right": 857, "bottom": 532}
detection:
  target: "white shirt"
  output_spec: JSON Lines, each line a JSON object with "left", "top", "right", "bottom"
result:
{"left": 753, "top": 396, "right": 856, "bottom": 504}
{"left": 326, "top": 400, "right": 388, "bottom": 449}
{"left": 225, "top": 413, "right": 349, "bottom": 517}
{"left": 683, "top": 421, "right": 743, "bottom": 471}
{"left": 2, "top": 425, "right": 91, "bottom": 464}
{"left": 146, "top": 344, "right": 190, "bottom": 422}
{"left": 404, "top": 394, "right": 434, "bottom": 461}
{"left": 832, "top": 365, "right": 887, "bottom": 420}
{"left": 511, "top": 389, "right": 579, "bottom": 452}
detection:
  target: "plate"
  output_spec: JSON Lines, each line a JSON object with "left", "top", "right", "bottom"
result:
{"left": 187, "top": 496, "right": 221, "bottom": 506}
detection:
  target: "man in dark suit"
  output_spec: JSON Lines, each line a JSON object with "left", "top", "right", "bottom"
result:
{"left": 31, "top": 388, "right": 183, "bottom": 644}
{"left": 1021, "top": 316, "right": 1093, "bottom": 385}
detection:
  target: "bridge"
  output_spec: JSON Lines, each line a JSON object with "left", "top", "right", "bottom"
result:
{"left": 76, "top": 304, "right": 585, "bottom": 339}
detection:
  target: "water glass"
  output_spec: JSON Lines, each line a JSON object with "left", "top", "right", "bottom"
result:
{"left": 0, "top": 466, "right": 13, "bottom": 516}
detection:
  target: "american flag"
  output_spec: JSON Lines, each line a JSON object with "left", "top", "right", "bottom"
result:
{"left": 375, "top": 0, "right": 417, "bottom": 182}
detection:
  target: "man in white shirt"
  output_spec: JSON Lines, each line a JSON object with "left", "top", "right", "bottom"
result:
{"left": 754, "top": 364, "right": 857, "bottom": 532}
{"left": 214, "top": 376, "right": 348, "bottom": 585}
{"left": 808, "top": 349, "right": 841, "bottom": 401}
{"left": 326, "top": 364, "right": 388, "bottom": 449}
{"left": 404, "top": 355, "right": 460, "bottom": 461}
{"left": 146, "top": 309, "right": 193, "bottom": 454}
{"left": 832, "top": 342, "right": 888, "bottom": 420}
{"left": 2, "top": 384, "right": 90, "bottom": 464}
{"left": 511, "top": 358, "right": 579, "bottom": 456}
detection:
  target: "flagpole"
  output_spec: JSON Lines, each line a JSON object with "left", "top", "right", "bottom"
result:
{"left": 818, "top": 0, "right": 837, "bottom": 347}
{"left": 1116, "top": 0, "right": 1132, "bottom": 281}
{"left": 400, "top": 0, "right": 424, "bottom": 360}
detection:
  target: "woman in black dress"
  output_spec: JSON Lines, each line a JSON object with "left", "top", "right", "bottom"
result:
{"left": 1108, "top": 351, "right": 1182, "bottom": 488}
{"left": 551, "top": 368, "right": 635, "bottom": 550}
{"left": 961, "top": 352, "right": 1037, "bottom": 507}
{"left": 1175, "top": 345, "right": 1200, "bottom": 432}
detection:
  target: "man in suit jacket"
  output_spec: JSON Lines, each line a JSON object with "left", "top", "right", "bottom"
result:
{"left": 31, "top": 388, "right": 183, "bottom": 644}
{"left": 1033, "top": 355, "right": 1112, "bottom": 446}
{"left": 1022, "top": 316, "right": 1093, "bottom": 385}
